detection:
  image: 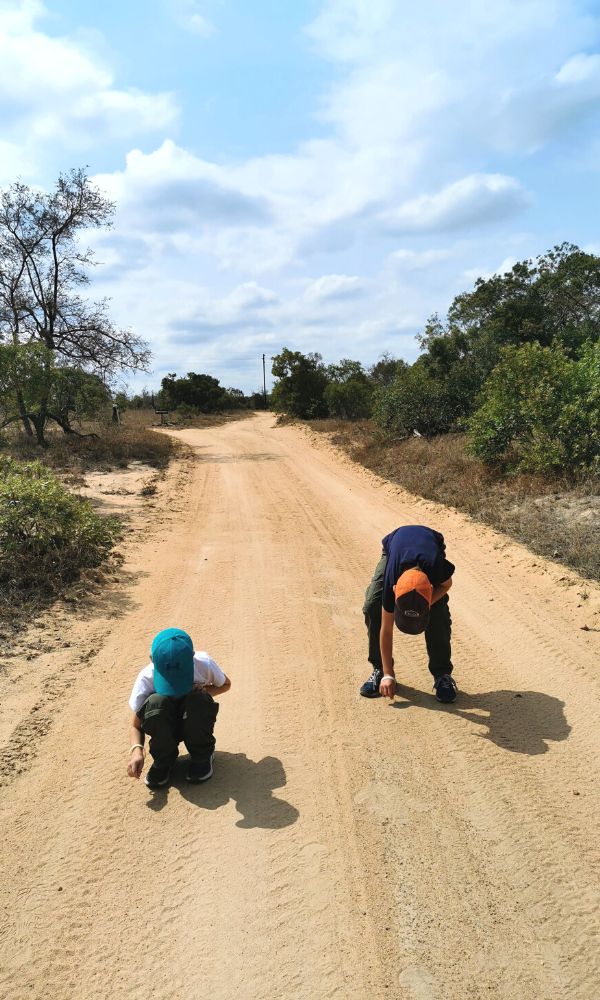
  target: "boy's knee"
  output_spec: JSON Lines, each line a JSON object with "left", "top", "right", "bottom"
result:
{"left": 145, "top": 693, "right": 172, "bottom": 710}
{"left": 184, "top": 688, "right": 219, "bottom": 720}
{"left": 142, "top": 693, "right": 178, "bottom": 728}
{"left": 363, "top": 593, "right": 380, "bottom": 620}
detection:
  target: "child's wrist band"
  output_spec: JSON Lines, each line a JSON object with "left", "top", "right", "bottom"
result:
{"left": 130, "top": 744, "right": 144, "bottom": 753}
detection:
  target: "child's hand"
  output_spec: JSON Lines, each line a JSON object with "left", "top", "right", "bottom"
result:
{"left": 380, "top": 676, "right": 396, "bottom": 699}
{"left": 127, "top": 749, "right": 144, "bottom": 779}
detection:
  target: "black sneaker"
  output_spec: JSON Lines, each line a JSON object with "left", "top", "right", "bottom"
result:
{"left": 144, "top": 763, "right": 171, "bottom": 788}
{"left": 187, "top": 754, "right": 214, "bottom": 783}
{"left": 434, "top": 674, "right": 457, "bottom": 704}
{"left": 360, "top": 668, "right": 383, "bottom": 698}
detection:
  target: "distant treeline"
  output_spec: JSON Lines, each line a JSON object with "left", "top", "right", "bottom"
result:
{"left": 269, "top": 244, "right": 600, "bottom": 477}
{"left": 119, "top": 374, "right": 266, "bottom": 415}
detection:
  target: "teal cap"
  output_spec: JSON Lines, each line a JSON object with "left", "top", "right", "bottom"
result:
{"left": 151, "top": 628, "right": 194, "bottom": 698}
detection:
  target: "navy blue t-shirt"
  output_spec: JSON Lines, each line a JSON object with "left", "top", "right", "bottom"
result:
{"left": 381, "top": 525, "right": 455, "bottom": 613}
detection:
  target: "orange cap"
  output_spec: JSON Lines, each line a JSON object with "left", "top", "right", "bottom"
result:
{"left": 394, "top": 568, "right": 433, "bottom": 605}
{"left": 393, "top": 569, "right": 433, "bottom": 634}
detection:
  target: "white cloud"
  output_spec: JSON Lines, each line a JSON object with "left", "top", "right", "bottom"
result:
{"left": 0, "top": 1, "right": 178, "bottom": 155}
{"left": 304, "top": 274, "right": 365, "bottom": 302}
{"left": 489, "top": 50, "right": 600, "bottom": 153}
{"left": 163, "top": 281, "right": 280, "bottom": 343}
{"left": 227, "top": 282, "right": 279, "bottom": 310}
{"left": 387, "top": 248, "right": 454, "bottom": 270}
{"left": 462, "top": 256, "right": 518, "bottom": 284}
{"left": 556, "top": 52, "right": 600, "bottom": 85}
{"left": 94, "top": 139, "right": 384, "bottom": 273}
{"left": 10, "top": 0, "right": 596, "bottom": 390}
{"left": 380, "top": 174, "right": 530, "bottom": 234}
{"left": 306, "top": 0, "right": 395, "bottom": 63}
{"left": 307, "top": 0, "right": 577, "bottom": 67}
{"left": 95, "top": 141, "right": 271, "bottom": 238}
{"left": 0, "top": 138, "right": 33, "bottom": 184}
{"left": 307, "top": 0, "right": 600, "bottom": 160}
{"left": 170, "top": 0, "right": 215, "bottom": 37}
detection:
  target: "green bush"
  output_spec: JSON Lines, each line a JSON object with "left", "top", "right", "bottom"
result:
{"left": 324, "top": 378, "right": 372, "bottom": 419}
{"left": 271, "top": 349, "right": 329, "bottom": 419}
{"left": 468, "top": 342, "right": 600, "bottom": 474}
{"left": 373, "top": 363, "right": 463, "bottom": 438}
{"left": 0, "top": 458, "right": 120, "bottom": 590}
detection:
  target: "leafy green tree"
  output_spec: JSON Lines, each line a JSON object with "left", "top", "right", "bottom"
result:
{"left": 128, "top": 388, "right": 154, "bottom": 409}
{"left": 248, "top": 389, "right": 269, "bottom": 410}
{"left": 326, "top": 359, "right": 366, "bottom": 383}
{"left": 0, "top": 169, "right": 149, "bottom": 442}
{"left": 530, "top": 244, "right": 600, "bottom": 354}
{"left": 0, "top": 342, "right": 109, "bottom": 443}
{"left": 373, "top": 363, "right": 457, "bottom": 438}
{"left": 468, "top": 341, "right": 600, "bottom": 473}
{"left": 270, "top": 348, "right": 329, "bottom": 418}
{"left": 375, "top": 244, "right": 600, "bottom": 445}
{"left": 224, "top": 387, "right": 249, "bottom": 410}
{"left": 324, "top": 358, "right": 372, "bottom": 419}
{"left": 161, "top": 372, "right": 228, "bottom": 413}
{"left": 368, "top": 353, "right": 408, "bottom": 388}
{"left": 443, "top": 244, "right": 599, "bottom": 372}
{"left": 114, "top": 391, "right": 129, "bottom": 412}
{"left": 324, "top": 380, "right": 372, "bottom": 419}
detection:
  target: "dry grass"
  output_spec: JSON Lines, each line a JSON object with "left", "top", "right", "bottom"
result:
{"left": 1, "top": 424, "right": 174, "bottom": 474}
{"left": 309, "top": 420, "right": 600, "bottom": 581}
{"left": 0, "top": 409, "right": 254, "bottom": 475}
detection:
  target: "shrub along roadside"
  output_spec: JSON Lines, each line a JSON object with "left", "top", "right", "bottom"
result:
{"left": 468, "top": 341, "right": 600, "bottom": 475}
{"left": 0, "top": 458, "right": 121, "bottom": 596}
{"left": 307, "top": 420, "right": 600, "bottom": 582}
{"left": 1, "top": 413, "right": 176, "bottom": 473}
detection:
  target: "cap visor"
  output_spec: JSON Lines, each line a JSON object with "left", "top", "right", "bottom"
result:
{"left": 154, "top": 674, "right": 193, "bottom": 698}
{"left": 394, "top": 609, "right": 428, "bottom": 634}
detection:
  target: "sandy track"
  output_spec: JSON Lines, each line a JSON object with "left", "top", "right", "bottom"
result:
{"left": 1, "top": 413, "right": 599, "bottom": 1000}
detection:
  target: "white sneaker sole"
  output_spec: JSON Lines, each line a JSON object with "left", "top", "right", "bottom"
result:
{"left": 144, "top": 771, "right": 171, "bottom": 788}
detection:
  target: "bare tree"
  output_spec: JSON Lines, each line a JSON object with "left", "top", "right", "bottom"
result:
{"left": 0, "top": 169, "right": 150, "bottom": 443}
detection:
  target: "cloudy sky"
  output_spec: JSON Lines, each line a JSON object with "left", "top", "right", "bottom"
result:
{"left": 2, "top": 0, "right": 600, "bottom": 394}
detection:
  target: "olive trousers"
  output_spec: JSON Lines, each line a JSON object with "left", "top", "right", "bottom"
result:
{"left": 138, "top": 689, "right": 219, "bottom": 767}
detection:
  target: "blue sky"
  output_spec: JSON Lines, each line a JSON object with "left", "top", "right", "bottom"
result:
{"left": 1, "top": 0, "right": 600, "bottom": 394}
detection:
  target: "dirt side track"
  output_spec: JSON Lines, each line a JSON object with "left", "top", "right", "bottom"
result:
{"left": 0, "top": 413, "right": 599, "bottom": 1000}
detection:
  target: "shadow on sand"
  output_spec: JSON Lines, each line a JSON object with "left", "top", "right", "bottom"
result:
{"left": 146, "top": 751, "right": 299, "bottom": 828}
{"left": 391, "top": 682, "right": 570, "bottom": 755}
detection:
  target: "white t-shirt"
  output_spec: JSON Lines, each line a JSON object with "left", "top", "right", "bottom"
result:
{"left": 129, "top": 651, "right": 227, "bottom": 714}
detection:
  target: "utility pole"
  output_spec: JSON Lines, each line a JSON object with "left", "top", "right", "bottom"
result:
{"left": 262, "top": 353, "right": 267, "bottom": 409}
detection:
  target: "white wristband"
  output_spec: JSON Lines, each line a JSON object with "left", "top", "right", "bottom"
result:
{"left": 130, "top": 744, "right": 144, "bottom": 753}
{"left": 382, "top": 674, "right": 396, "bottom": 680}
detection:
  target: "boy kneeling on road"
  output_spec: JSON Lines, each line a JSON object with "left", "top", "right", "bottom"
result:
{"left": 360, "top": 524, "right": 457, "bottom": 703}
{"left": 127, "top": 628, "right": 231, "bottom": 789}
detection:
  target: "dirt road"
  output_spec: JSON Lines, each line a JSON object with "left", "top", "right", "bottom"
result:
{"left": 1, "top": 413, "right": 599, "bottom": 1000}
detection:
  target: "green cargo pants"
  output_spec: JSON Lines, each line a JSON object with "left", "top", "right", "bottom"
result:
{"left": 138, "top": 689, "right": 219, "bottom": 768}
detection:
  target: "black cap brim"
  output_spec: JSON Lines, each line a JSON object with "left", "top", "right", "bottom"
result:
{"left": 394, "top": 592, "right": 430, "bottom": 634}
